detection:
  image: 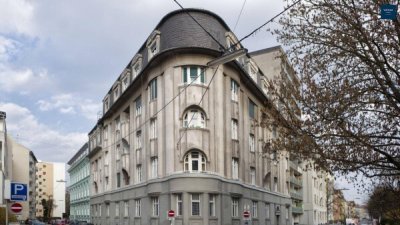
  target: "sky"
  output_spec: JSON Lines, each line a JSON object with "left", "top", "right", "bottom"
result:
{"left": 0, "top": 0, "right": 366, "bottom": 204}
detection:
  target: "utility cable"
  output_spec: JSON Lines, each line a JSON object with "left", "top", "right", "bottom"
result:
{"left": 233, "top": 0, "right": 248, "bottom": 32}
{"left": 92, "top": 67, "right": 212, "bottom": 155}
{"left": 176, "top": 65, "right": 220, "bottom": 151}
{"left": 173, "top": 0, "right": 227, "bottom": 51}
{"left": 233, "top": 0, "right": 301, "bottom": 46}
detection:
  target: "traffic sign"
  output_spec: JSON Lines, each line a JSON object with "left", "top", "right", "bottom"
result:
{"left": 10, "top": 183, "right": 27, "bottom": 201}
{"left": 243, "top": 210, "right": 250, "bottom": 218}
{"left": 10, "top": 202, "right": 22, "bottom": 213}
{"left": 167, "top": 210, "right": 175, "bottom": 217}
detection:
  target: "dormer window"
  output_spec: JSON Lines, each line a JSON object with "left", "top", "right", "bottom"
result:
{"left": 103, "top": 95, "right": 110, "bottom": 113}
{"left": 114, "top": 85, "right": 120, "bottom": 101}
{"left": 225, "top": 32, "right": 240, "bottom": 52}
{"left": 146, "top": 30, "right": 161, "bottom": 60}
{"left": 131, "top": 54, "right": 142, "bottom": 79}
{"left": 247, "top": 60, "right": 258, "bottom": 82}
{"left": 121, "top": 72, "right": 130, "bottom": 92}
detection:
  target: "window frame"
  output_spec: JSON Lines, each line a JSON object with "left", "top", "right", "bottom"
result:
{"left": 136, "top": 164, "right": 142, "bottom": 183}
{"left": 231, "top": 119, "right": 238, "bottom": 140}
{"left": 249, "top": 134, "right": 255, "bottom": 152}
{"left": 231, "top": 79, "right": 239, "bottom": 101}
{"left": 149, "top": 78, "right": 157, "bottom": 101}
{"left": 184, "top": 151, "right": 207, "bottom": 172}
{"left": 124, "top": 201, "right": 129, "bottom": 217}
{"left": 135, "top": 199, "right": 141, "bottom": 217}
{"left": 232, "top": 158, "right": 239, "bottom": 179}
{"left": 176, "top": 194, "right": 183, "bottom": 216}
{"left": 182, "top": 66, "right": 205, "bottom": 84}
{"left": 150, "top": 118, "right": 157, "bottom": 139}
{"left": 250, "top": 167, "right": 256, "bottom": 185}
{"left": 151, "top": 197, "right": 159, "bottom": 217}
{"left": 252, "top": 201, "right": 258, "bottom": 218}
{"left": 232, "top": 198, "right": 239, "bottom": 217}
{"left": 150, "top": 157, "right": 158, "bottom": 178}
{"left": 209, "top": 194, "right": 216, "bottom": 217}
{"left": 183, "top": 109, "right": 206, "bottom": 128}
{"left": 191, "top": 193, "right": 201, "bottom": 216}
{"left": 135, "top": 96, "right": 142, "bottom": 116}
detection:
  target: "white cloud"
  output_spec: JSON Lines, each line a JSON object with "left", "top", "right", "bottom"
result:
{"left": 0, "top": 0, "right": 35, "bottom": 35}
{"left": 0, "top": 102, "right": 87, "bottom": 162}
{"left": 37, "top": 93, "right": 101, "bottom": 121}
{"left": 0, "top": 65, "right": 52, "bottom": 94}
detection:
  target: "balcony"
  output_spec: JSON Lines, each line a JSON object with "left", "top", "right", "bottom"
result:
{"left": 289, "top": 176, "right": 302, "bottom": 187}
{"left": 290, "top": 190, "right": 303, "bottom": 200}
{"left": 292, "top": 206, "right": 303, "bottom": 214}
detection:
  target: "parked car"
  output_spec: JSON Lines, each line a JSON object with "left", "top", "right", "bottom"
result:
{"left": 55, "top": 219, "right": 67, "bottom": 225}
{"left": 31, "top": 220, "right": 45, "bottom": 225}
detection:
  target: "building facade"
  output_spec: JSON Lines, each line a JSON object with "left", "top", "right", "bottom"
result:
{"left": 35, "top": 162, "right": 66, "bottom": 218}
{"left": 87, "top": 8, "right": 306, "bottom": 225}
{"left": 8, "top": 137, "right": 38, "bottom": 220}
{"left": 301, "top": 166, "right": 329, "bottom": 225}
{"left": 0, "top": 111, "right": 12, "bottom": 206}
{"left": 68, "top": 143, "right": 90, "bottom": 222}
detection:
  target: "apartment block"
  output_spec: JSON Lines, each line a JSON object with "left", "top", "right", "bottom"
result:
{"left": 68, "top": 143, "right": 90, "bottom": 222}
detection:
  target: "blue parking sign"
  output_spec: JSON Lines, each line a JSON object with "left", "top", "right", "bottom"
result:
{"left": 11, "top": 183, "right": 27, "bottom": 201}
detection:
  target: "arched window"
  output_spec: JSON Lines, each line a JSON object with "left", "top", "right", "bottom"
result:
{"left": 184, "top": 151, "right": 206, "bottom": 172}
{"left": 183, "top": 109, "right": 206, "bottom": 128}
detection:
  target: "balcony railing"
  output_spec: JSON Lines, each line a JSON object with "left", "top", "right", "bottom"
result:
{"left": 292, "top": 206, "right": 303, "bottom": 214}
{"left": 290, "top": 191, "right": 303, "bottom": 200}
{"left": 289, "top": 176, "right": 302, "bottom": 187}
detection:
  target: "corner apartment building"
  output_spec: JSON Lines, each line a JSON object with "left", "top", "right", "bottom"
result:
{"left": 8, "top": 136, "right": 38, "bottom": 220}
{"left": 35, "top": 162, "right": 66, "bottom": 218}
{"left": 88, "top": 8, "right": 300, "bottom": 225}
{"left": 68, "top": 143, "right": 90, "bottom": 222}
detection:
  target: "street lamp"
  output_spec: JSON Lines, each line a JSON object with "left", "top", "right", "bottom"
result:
{"left": 206, "top": 48, "right": 248, "bottom": 67}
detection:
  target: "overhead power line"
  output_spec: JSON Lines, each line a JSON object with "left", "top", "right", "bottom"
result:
{"left": 173, "top": 0, "right": 227, "bottom": 51}
{"left": 235, "top": 0, "right": 301, "bottom": 46}
{"left": 233, "top": 0, "right": 248, "bottom": 32}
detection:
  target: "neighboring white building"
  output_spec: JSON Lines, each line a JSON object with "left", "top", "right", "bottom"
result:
{"left": 68, "top": 143, "right": 90, "bottom": 222}
{"left": 301, "top": 164, "right": 330, "bottom": 225}
{"left": 0, "top": 111, "right": 12, "bottom": 206}
{"left": 36, "top": 162, "right": 66, "bottom": 218}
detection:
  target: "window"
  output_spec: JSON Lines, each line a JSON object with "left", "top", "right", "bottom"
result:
{"left": 104, "top": 96, "right": 110, "bottom": 113}
{"left": 136, "top": 131, "right": 142, "bottom": 149}
{"left": 184, "top": 151, "right": 206, "bottom": 172}
{"left": 116, "top": 172, "right": 121, "bottom": 188}
{"left": 249, "top": 134, "right": 255, "bottom": 152}
{"left": 122, "top": 75, "right": 129, "bottom": 91}
{"left": 209, "top": 194, "right": 216, "bottom": 217}
{"left": 135, "top": 96, "right": 142, "bottom": 116}
{"left": 274, "top": 177, "right": 278, "bottom": 192}
{"left": 250, "top": 167, "right": 256, "bottom": 185}
{"left": 286, "top": 206, "right": 289, "bottom": 219}
{"left": 124, "top": 201, "right": 129, "bottom": 217}
{"left": 252, "top": 201, "right": 258, "bottom": 218}
{"left": 149, "top": 78, "right": 157, "bottom": 101}
{"left": 106, "top": 203, "right": 110, "bottom": 217}
{"left": 131, "top": 55, "right": 142, "bottom": 78}
{"left": 191, "top": 194, "right": 201, "bottom": 216}
{"left": 265, "top": 203, "right": 270, "bottom": 219}
{"left": 183, "top": 109, "right": 206, "bottom": 128}
{"left": 114, "top": 85, "right": 120, "bottom": 100}
{"left": 150, "top": 118, "right": 157, "bottom": 139}
{"left": 231, "top": 119, "right": 238, "bottom": 140}
{"left": 136, "top": 165, "right": 142, "bottom": 183}
{"left": 133, "top": 63, "right": 141, "bottom": 78}
{"left": 231, "top": 79, "right": 239, "bottom": 101}
{"left": 135, "top": 199, "right": 141, "bottom": 217}
{"left": 232, "top": 158, "right": 239, "bottom": 179}
{"left": 232, "top": 198, "right": 239, "bottom": 217}
{"left": 152, "top": 197, "right": 159, "bottom": 216}
{"left": 176, "top": 194, "right": 183, "bottom": 216}
{"left": 146, "top": 31, "right": 160, "bottom": 60}
{"left": 115, "top": 202, "right": 120, "bottom": 217}
{"left": 182, "top": 66, "right": 205, "bottom": 84}
{"left": 151, "top": 157, "right": 158, "bottom": 178}
{"left": 249, "top": 99, "right": 256, "bottom": 119}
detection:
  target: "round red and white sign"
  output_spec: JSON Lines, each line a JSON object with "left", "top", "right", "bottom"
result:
{"left": 11, "top": 202, "right": 22, "bottom": 213}
{"left": 243, "top": 210, "right": 250, "bottom": 218}
{"left": 168, "top": 210, "right": 175, "bottom": 217}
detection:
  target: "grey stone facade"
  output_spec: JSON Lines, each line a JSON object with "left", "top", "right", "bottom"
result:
{"left": 88, "top": 9, "right": 293, "bottom": 225}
